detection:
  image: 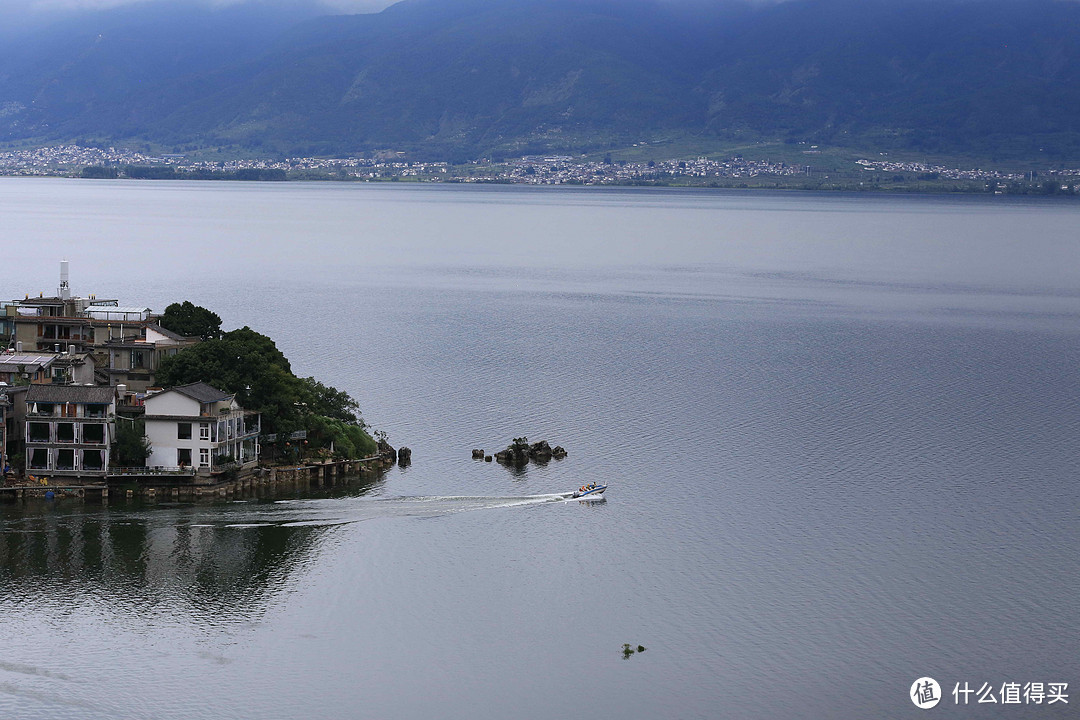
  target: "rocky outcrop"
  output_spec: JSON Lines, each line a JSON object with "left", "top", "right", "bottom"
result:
{"left": 493, "top": 438, "right": 567, "bottom": 466}
{"left": 494, "top": 446, "right": 528, "bottom": 466}
{"left": 398, "top": 446, "right": 412, "bottom": 466}
{"left": 471, "top": 448, "right": 485, "bottom": 459}
{"left": 528, "top": 440, "right": 553, "bottom": 461}
{"left": 377, "top": 439, "right": 397, "bottom": 464}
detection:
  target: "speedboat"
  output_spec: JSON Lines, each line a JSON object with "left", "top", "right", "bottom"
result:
{"left": 570, "top": 483, "right": 607, "bottom": 499}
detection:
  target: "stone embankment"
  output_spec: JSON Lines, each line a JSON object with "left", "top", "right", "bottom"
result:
{"left": 0, "top": 453, "right": 399, "bottom": 503}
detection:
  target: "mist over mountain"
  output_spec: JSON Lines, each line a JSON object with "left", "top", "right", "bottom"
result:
{"left": 2, "top": 0, "right": 1080, "bottom": 161}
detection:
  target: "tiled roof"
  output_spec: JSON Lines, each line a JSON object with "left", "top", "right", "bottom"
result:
{"left": 169, "top": 382, "right": 231, "bottom": 403}
{"left": 147, "top": 324, "right": 188, "bottom": 341}
{"left": 26, "top": 385, "right": 116, "bottom": 404}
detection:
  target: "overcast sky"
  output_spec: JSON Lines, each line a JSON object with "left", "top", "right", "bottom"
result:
{"left": 5, "top": 0, "right": 1031, "bottom": 35}
{"left": 9, "top": 0, "right": 393, "bottom": 11}
{"left": 0, "top": 0, "right": 798, "bottom": 29}
{"left": 0, "top": 0, "right": 398, "bottom": 29}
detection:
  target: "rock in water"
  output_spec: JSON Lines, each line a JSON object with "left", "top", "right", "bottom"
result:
{"left": 528, "top": 440, "right": 553, "bottom": 461}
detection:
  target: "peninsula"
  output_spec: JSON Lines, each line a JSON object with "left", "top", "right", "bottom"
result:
{"left": 0, "top": 262, "right": 391, "bottom": 501}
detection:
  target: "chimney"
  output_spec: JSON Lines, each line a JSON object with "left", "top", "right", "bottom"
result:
{"left": 59, "top": 259, "right": 71, "bottom": 301}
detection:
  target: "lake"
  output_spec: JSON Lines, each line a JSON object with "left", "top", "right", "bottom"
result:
{"left": 1, "top": 179, "right": 1078, "bottom": 719}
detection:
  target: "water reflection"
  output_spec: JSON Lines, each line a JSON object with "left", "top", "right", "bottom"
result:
{"left": 0, "top": 476, "right": 382, "bottom": 617}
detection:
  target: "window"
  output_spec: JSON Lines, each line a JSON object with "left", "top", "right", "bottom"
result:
{"left": 177, "top": 423, "right": 192, "bottom": 440}
{"left": 83, "top": 424, "right": 105, "bottom": 445}
{"left": 56, "top": 423, "right": 76, "bottom": 443}
{"left": 29, "top": 448, "right": 49, "bottom": 469}
{"left": 27, "top": 422, "right": 50, "bottom": 443}
{"left": 199, "top": 423, "right": 210, "bottom": 440}
{"left": 56, "top": 449, "right": 75, "bottom": 470}
{"left": 177, "top": 448, "right": 192, "bottom": 467}
{"left": 82, "top": 450, "right": 105, "bottom": 471}
{"left": 199, "top": 448, "right": 210, "bottom": 467}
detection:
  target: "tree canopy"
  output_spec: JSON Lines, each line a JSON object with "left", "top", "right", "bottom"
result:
{"left": 156, "top": 326, "right": 375, "bottom": 459}
{"left": 159, "top": 301, "right": 223, "bottom": 341}
{"left": 113, "top": 418, "right": 152, "bottom": 467}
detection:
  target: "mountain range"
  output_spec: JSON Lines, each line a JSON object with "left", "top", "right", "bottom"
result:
{"left": 2, "top": 0, "right": 1080, "bottom": 162}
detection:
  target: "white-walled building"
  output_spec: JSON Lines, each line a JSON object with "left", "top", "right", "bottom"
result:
{"left": 144, "top": 382, "right": 259, "bottom": 471}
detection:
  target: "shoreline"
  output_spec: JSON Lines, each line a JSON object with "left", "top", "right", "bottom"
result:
{"left": 0, "top": 456, "right": 392, "bottom": 503}
{"left": 3, "top": 173, "right": 1079, "bottom": 199}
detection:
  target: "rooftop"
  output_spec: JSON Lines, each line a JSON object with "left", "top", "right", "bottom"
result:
{"left": 26, "top": 385, "right": 116, "bottom": 404}
{"left": 0, "top": 354, "right": 57, "bottom": 370}
{"left": 167, "top": 382, "right": 232, "bottom": 404}
{"left": 146, "top": 324, "right": 189, "bottom": 341}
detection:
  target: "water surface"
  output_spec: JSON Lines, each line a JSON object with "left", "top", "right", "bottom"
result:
{"left": 1, "top": 180, "right": 1078, "bottom": 719}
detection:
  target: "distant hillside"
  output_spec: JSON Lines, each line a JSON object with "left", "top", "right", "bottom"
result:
{"left": 2, "top": 0, "right": 1080, "bottom": 161}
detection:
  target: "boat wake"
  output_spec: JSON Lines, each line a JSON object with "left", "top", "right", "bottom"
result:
{"left": 205, "top": 492, "right": 578, "bottom": 529}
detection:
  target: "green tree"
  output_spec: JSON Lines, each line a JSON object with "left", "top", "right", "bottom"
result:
{"left": 159, "top": 301, "right": 223, "bottom": 340}
{"left": 156, "top": 326, "right": 374, "bottom": 458}
{"left": 296, "top": 376, "right": 363, "bottom": 425}
{"left": 80, "top": 166, "right": 119, "bottom": 179}
{"left": 157, "top": 327, "right": 297, "bottom": 431}
{"left": 112, "top": 418, "right": 152, "bottom": 467}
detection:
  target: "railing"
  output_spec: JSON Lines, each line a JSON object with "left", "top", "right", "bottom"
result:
{"left": 26, "top": 410, "right": 109, "bottom": 419}
{"left": 110, "top": 466, "right": 196, "bottom": 476}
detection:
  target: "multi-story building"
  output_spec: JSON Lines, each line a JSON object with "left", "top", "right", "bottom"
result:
{"left": 6, "top": 290, "right": 110, "bottom": 356}
{"left": 0, "top": 353, "right": 56, "bottom": 385}
{"left": 23, "top": 385, "right": 116, "bottom": 478}
{"left": 51, "top": 351, "right": 97, "bottom": 385}
{"left": 0, "top": 351, "right": 96, "bottom": 386}
{"left": 144, "top": 382, "right": 260, "bottom": 472}
{"left": 0, "top": 302, "right": 15, "bottom": 346}
{"left": 102, "top": 324, "right": 198, "bottom": 391}
{"left": 5, "top": 262, "right": 197, "bottom": 390}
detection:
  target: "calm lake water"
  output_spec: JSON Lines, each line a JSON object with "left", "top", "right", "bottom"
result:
{"left": 1, "top": 179, "right": 1079, "bottom": 719}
